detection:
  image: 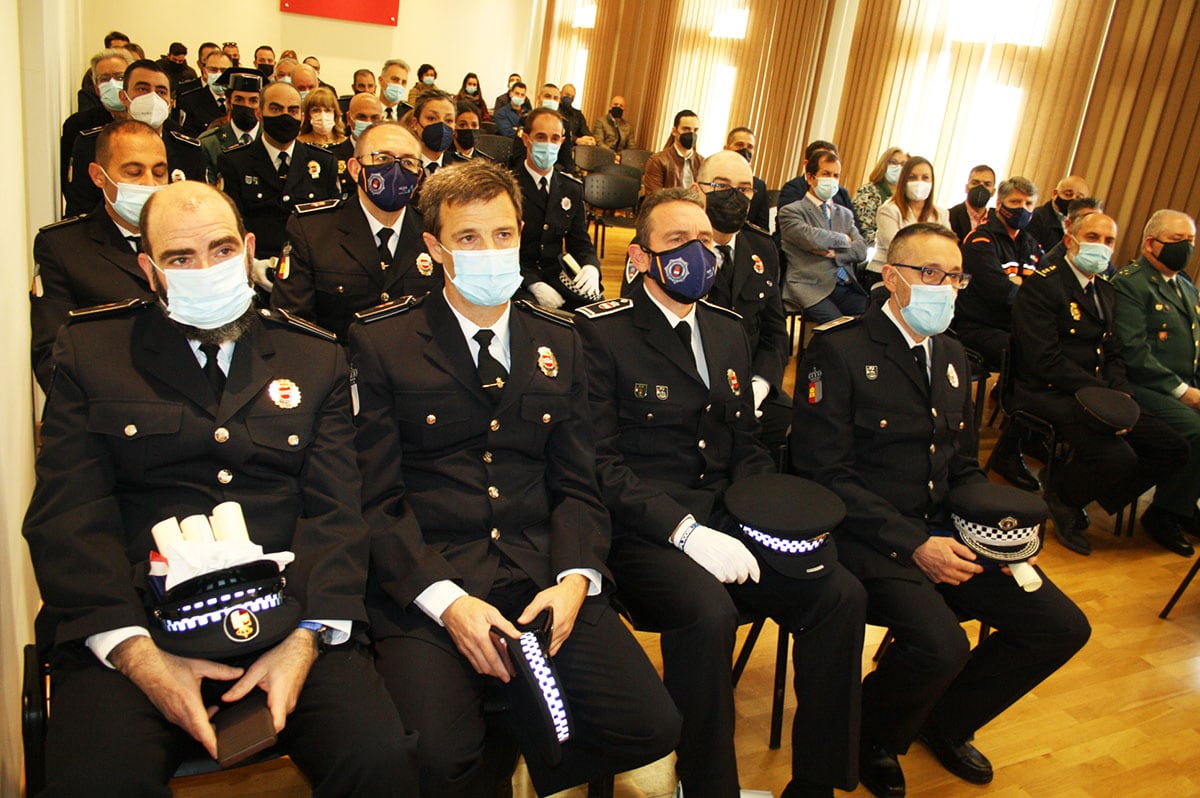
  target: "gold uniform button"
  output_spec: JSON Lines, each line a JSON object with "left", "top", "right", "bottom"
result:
{"left": 889, "top": 551, "right": 898, "bottom": 559}
{"left": 958, "top": 421, "right": 966, "bottom": 430}
{"left": 482, "top": 451, "right": 493, "bottom": 463}
{"left": 698, "top": 439, "right": 707, "bottom": 449}
{"left": 927, "top": 480, "right": 934, "bottom": 490}
{"left": 735, "top": 410, "right": 742, "bottom": 419}
{"left": 287, "top": 434, "right": 300, "bottom": 446}
{"left": 931, "top": 408, "right": 938, "bottom": 417}
{"left": 490, "top": 419, "right": 500, "bottom": 431}
{"left": 488, "top": 486, "right": 500, "bottom": 499}
{"left": 646, "top": 412, "right": 655, "bottom": 421}
{"left": 758, "top": 292, "right": 765, "bottom": 299}
{"left": 929, "top": 443, "right": 936, "bottom": 453}
{"left": 542, "top": 413, "right": 552, "bottom": 423}
{"left": 336, "top": 285, "right": 345, "bottom": 294}
{"left": 213, "top": 427, "right": 230, "bottom": 443}
{"left": 123, "top": 424, "right": 138, "bottom": 437}
{"left": 217, "top": 469, "right": 233, "bottom": 484}
{"left": 426, "top": 414, "right": 437, "bottom": 425}
{"left": 1069, "top": 328, "right": 1076, "bottom": 335}
{"left": 490, "top": 528, "right": 501, "bottom": 540}
{"left": 705, "top": 404, "right": 712, "bottom": 412}
{"left": 879, "top": 419, "right": 888, "bottom": 429}
{"left": 381, "top": 292, "right": 390, "bottom": 302}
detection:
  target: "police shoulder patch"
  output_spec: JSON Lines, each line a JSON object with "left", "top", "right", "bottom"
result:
{"left": 514, "top": 299, "right": 574, "bottom": 327}
{"left": 557, "top": 171, "right": 583, "bottom": 185}
{"left": 743, "top": 222, "right": 772, "bottom": 239}
{"left": 260, "top": 307, "right": 338, "bottom": 341}
{"left": 353, "top": 295, "right": 424, "bottom": 324}
{"left": 576, "top": 297, "right": 632, "bottom": 318}
{"left": 295, "top": 198, "right": 341, "bottom": 215}
{"left": 813, "top": 315, "right": 860, "bottom": 334}
{"left": 67, "top": 298, "right": 152, "bottom": 322}
{"left": 698, "top": 299, "right": 743, "bottom": 321}
{"left": 39, "top": 214, "right": 89, "bottom": 232}
{"left": 168, "top": 130, "right": 201, "bottom": 147}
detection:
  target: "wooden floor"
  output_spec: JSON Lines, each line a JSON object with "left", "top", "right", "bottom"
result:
{"left": 172, "top": 228, "right": 1200, "bottom": 797}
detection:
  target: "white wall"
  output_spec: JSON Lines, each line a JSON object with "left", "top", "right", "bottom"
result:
{"left": 77, "top": 0, "right": 548, "bottom": 107}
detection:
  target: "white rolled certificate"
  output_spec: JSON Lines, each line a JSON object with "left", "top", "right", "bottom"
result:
{"left": 211, "top": 501, "right": 251, "bottom": 542}
{"left": 1009, "top": 560, "right": 1043, "bottom": 592}
{"left": 151, "top": 517, "right": 184, "bottom": 551}
{"left": 179, "top": 514, "right": 215, "bottom": 542}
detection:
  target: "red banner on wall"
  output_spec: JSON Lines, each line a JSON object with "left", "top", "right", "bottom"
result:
{"left": 280, "top": 0, "right": 399, "bottom": 26}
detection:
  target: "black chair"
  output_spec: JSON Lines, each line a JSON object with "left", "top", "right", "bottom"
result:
{"left": 475, "top": 133, "right": 513, "bottom": 163}
{"left": 618, "top": 148, "right": 653, "bottom": 171}
{"left": 782, "top": 298, "right": 808, "bottom": 358}
{"left": 872, "top": 620, "right": 992, "bottom": 663}
{"left": 582, "top": 174, "right": 641, "bottom": 258}
{"left": 962, "top": 347, "right": 992, "bottom": 460}
{"left": 479, "top": 120, "right": 498, "bottom": 135}
{"left": 573, "top": 144, "right": 616, "bottom": 174}
{"left": 984, "top": 345, "right": 1060, "bottom": 490}
{"left": 596, "top": 163, "right": 642, "bottom": 181}
{"left": 1160, "top": 556, "right": 1200, "bottom": 619}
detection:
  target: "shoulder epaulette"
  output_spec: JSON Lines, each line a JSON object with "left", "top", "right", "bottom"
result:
{"left": 39, "top": 213, "right": 89, "bottom": 232}
{"left": 352, "top": 295, "right": 424, "bottom": 324}
{"left": 80, "top": 125, "right": 103, "bottom": 137}
{"left": 260, "top": 307, "right": 337, "bottom": 341}
{"left": 743, "top": 222, "right": 771, "bottom": 238}
{"left": 223, "top": 140, "right": 253, "bottom": 154}
{"left": 198, "top": 126, "right": 219, "bottom": 141}
{"left": 813, "top": 315, "right": 859, "bottom": 333}
{"left": 67, "top": 298, "right": 152, "bottom": 321}
{"left": 1034, "top": 263, "right": 1058, "bottom": 277}
{"left": 557, "top": 171, "right": 583, "bottom": 185}
{"left": 575, "top": 297, "right": 632, "bottom": 318}
{"left": 698, "top": 299, "right": 744, "bottom": 321}
{"left": 1115, "top": 260, "right": 1141, "bottom": 278}
{"left": 513, "top": 298, "right": 573, "bottom": 327}
{"left": 168, "top": 130, "right": 200, "bottom": 147}
{"left": 294, "top": 198, "right": 341, "bottom": 215}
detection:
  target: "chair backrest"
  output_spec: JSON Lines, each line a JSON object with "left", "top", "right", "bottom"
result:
{"left": 765, "top": 188, "right": 781, "bottom": 208}
{"left": 583, "top": 173, "right": 641, "bottom": 213}
{"left": 619, "top": 148, "right": 653, "bottom": 170}
{"left": 573, "top": 144, "right": 616, "bottom": 173}
{"left": 475, "top": 134, "right": 513, "bottom": 162}
{"left": 597, "top": 163, "right": 643, "bottom": 181}
{"left": 479, "top": 120, "right": 498, "bottom": 135}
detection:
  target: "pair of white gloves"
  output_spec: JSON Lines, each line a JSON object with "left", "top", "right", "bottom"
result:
{"left": 529, "top": 264, "right": 602, "bottom": 309}
{"left": 673, "top": 516, "right": 761, "bottom": 584}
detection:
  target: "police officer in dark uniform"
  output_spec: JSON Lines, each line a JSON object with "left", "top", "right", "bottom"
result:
{"left": 218, "top": 80, "right": 338, "bottom": 260}
{"left": 32, "top": 120, "right": 167, "bottom": 392}
{"left": 1011, "top": 212, "right": 1190, "bottom": 555}
{"left": 174, "top": 49, "right": 231, "bottom": 137}
{"left": 23, "top": 181, "right": 418, "bottom": 797}
{"left": 65, "top": 60, "right": 207, "bottom": 218}
{"left": 792, "top": 222, "right": 1090, "bottom": 798}
{"left": 514, "top": 107, "right": 601, "bottom": 311}
{"left": 578, "top": 187, "right": 866, "bottom": 798}
{"left": 350, "top": 159, "right": 680, "bottom": 798}
{"left": 270, "top": 123, "right": 438, "bottom": 340}
{"left": 198, "top": 68, "right": 263, "bottom": 183}
{"left": 60, "top": 48, "right": 131, "bottom": 197}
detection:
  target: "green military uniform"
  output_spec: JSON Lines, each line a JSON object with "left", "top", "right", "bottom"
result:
{"left": 1112, "top": 256, "right": 1200, "bottom": 517}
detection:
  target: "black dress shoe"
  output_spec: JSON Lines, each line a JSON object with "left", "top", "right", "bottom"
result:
{"left": 859, "top": 742, "right": 905, "bottom": 798}
{"left": 989, "top": 452, "right": 1041, "bottom": 492}
{"left": 917, "top": 729, "right": 993, "bottom": 785}
{"left": 1044, "top": 484, "right": 1091, "bottom": 555}
{"left": 1142, "top": 506, "right": 1195, "bottom": 557}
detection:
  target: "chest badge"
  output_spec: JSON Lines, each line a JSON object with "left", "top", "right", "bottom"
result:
{"left": 1159, "top": 331, "right": 1169, "bottom": 341}
{"left": 625, "top": 259, "right": 639, "bottom": 284}
{"left": 656, "top": 385, "right": 669, "bottom": 400}
{"left": 807, "top": 368, "right": 823, "bottom": 404}
{"left": 416, "top": 252, "right": 434, "bottom": 276}
{"left": 537, "top": 346, "right": 559, "bottom": 378}
{"left": 727, "top": 369, "right": 742, "bottom": 396}
{"left": 307, "top": 160, "right": 320, "bottom": 178}
{"left": 752, "top": 254, "right": 764, "bottom": 274}
{"left": 947, "top": 362, "right": 959, "bottom": 388}
{"left": 561, "top": 196, "right": 571, "bottom": 211}
{"left": 865, "top": 365, "right": 878, "bottom": 380}
{"left": 268, "top": 378, "right": 303, "bottom": 409}
{"left": 634, "top": 382, "right": 647, "bottom": 399}
{"left": 244, "top": 175, "right": 259, "bottom": 185}
{"left": 170, "top": 168, "right": 185, "bottom": 183}
{"left": 1069, "top": 302, "right": 1082, "bottom": 321}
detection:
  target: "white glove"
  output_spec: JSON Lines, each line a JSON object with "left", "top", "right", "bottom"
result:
{"left": 751, "top": 376, "right": 771, "bottom": 415}
{"left": 529, "top": 281, "right": 566, "bottom": 309}
{"left": 675, "top": 522, "right": 761, "bottom": 584}
{"left": 251, "top": 257, "right": 277, "bottom": 290}
{"left": 572, "top": 264, "right": 601, "bottom": 296}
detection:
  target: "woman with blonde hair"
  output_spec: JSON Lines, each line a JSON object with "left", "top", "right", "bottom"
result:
{"left": 867, "top": 155, "right": 950, "bottom": 282}
{"left": 853, "top": 146, "right": 907, "bottom": 243}
{"left": 299, "top": 87, "right": 353, "bottom": 195}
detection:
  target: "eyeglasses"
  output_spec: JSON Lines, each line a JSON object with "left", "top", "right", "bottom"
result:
{"left": 893, "top": 263, "right": 971, "bottom": 288}
{"left": 702, "top": 181, "right": 755, "bottom": 198}
{"left": 360, "top": 152, "right": 422, "bottom": 171}
{"left": 222, "top": 41, "right": 238, "bottom": 48}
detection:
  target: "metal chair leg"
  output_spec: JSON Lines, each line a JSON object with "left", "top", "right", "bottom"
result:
{"left": 1160, "top": 556, "right": 1200, "bottom": 619}
{"left": 769, "top": 625, "right": 789, "bottom": 750}
{"left": 732, "top": 618, "right": 765, "bottom": 687}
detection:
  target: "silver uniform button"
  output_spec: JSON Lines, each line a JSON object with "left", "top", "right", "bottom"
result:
{"left": 218, "top": 469, "right": 233, "bottom": 484}
{"left": 213, "top": 427, "right": 230, "bottom": 443}
{"left": 124, "top": 424, "right": 138, "bottom": 437}
{"left": 698, "top": 439, "right": 707, "bottom": 449}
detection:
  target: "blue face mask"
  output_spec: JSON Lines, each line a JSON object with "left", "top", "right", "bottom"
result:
{"left": 998, "top": 204, "right": 1032, "bottom": 230}
{"left": 900, "top": 283, "right": 956, "bottom": 337}
{"left": 530, "top": 141, "right": 560, "bottom": 171}
{"left": 422, "top": 75, "right": 436, "bottom": 86}
{"left": 811, "top": 176, "right": 839, "bottom": 202}
{"left": 448, "top": 247, "right": 523, "bottom": 306}
{"left": 541, "top": 98, "right": 559, "bottom": 111}
{"left": 383, "top": 82, "right": 405, "bottom": 104}
{"left": 358, "top": 160, "right": 420, "bottom": 212}
{"left": 1073, "top": 242, "right": 1112, "bottom": 275}
{"left": 98, "top": 79, "right": 125, "bottom": 111}
{"left": 645, "top": 239, "right": 718, "bottom": 303}
{"left": 207, "top": 72, "right": 226, "bottom": 96}
{"left": 421, "top": 121, "right": 453, "bottom": 153}
{"left": 885, "top": 163, "right": 902, "bottom": 184}
{"left": 352, "top": 119, "right": 372, "bottom": 139}
{"left": 99, "top": 166, "right": 165, "bottom": 227}
{"left": 153, "top": 250, "right": 255, "bottom": 330}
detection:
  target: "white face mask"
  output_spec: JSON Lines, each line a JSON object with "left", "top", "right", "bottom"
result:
{"left": 154, "top": 251, "right": 256, "bottom": 329}
{"left": 128, "top": 92, "right": 171, "bottom": 129}
{"left": 905, "top": 180, "right": 932, "bottom": 202}
{"left": 311, "top": 110, "right": 335, "bottom": 136}
{"left": 99, "top": 166, "right": 165, "bottom": 227}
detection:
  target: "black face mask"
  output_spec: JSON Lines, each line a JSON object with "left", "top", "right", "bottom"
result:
{"left": 677, "top": 131, "right": 695, "bottom": 150}
{"left": 229, "top": 57, "right": 239, "bottom": 67}
{"left": 455, "top": 127, "right": 476, "bottom": 150}
{"left": 736, "top": 148, "right": 753, "bottom": 163}
{"left": 262, "top": 113, "right": 301, "bottom": 144}
{"left": 967, "top": 185, "right": 992, "bottom": 208}
{"left": 560, "top": 95, "right": 573, "bottom": 110}
{"left": 705, "top": 187, "right": 750, "bottom": 234}
{"left": 420, "top": 121, "right": 453, "bottom": 153}
{"left": 1155, "top": 239, "right": 1195, "bottom": 272}
{"left": 257, "top": 63, "right": 274, "bottom": 78}
{"left": 230, "top": 104, "right": 258, "bottom": 131}
{"left": 1054, "top": 196, "right": 1071, "bottom": 215}
{"left": 609, "top": 106, "right": 624, "bottom": 119}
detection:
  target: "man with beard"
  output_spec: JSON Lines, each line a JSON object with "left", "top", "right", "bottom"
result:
{"left": 23, "top": 180, "right": 417, "bottom": 796}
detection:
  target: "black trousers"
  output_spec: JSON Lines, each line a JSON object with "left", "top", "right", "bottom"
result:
{"left": 860, "top": 569, "right": 1090, "bottom": 754}
{"left": 609, "top": 532, "right": 866, "bottom": 797}
{"left": 374, "top": 582, "right": 681, "bottom": 797}
{"left": 42, "top": 642, "right": 419, "bottom": 798}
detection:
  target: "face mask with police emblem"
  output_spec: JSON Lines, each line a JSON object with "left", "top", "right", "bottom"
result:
{"left": 357, "top": 160, "right": 420, "bottom": 212}
{"left": 644, "top": 239, "right": 718, "bottom": 303}
{"left": 153, "top": 250, "right": 256, "bottom": 330}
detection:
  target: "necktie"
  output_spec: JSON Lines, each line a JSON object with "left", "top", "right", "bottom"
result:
{"left": 675, "top": 320, "right": 696, "bottom": 371}
{"left": 426, "top": 162, "right": 438, "bottom": 178}
{"left": 125, "top": 236, "right": 141, "bottom": 253}
{"left": 911, "top": 344, "right": 929, "bottom": 386}
{"left": 276, "top": 152, "right": 289, "bottom": 179}
{"left": 822, "top": 202, "right": 832, "bottom": 227}
{"left": 385, "top": 106, "right": 394, "bottom": 119}
{"left": 376, "top": 229, "right": 393, "bottom": 270}
{"left": 1085, "top": 282, "right": 1103, "bottom": 320}
{"left": 1170, "top": 278, "right": 1184, "bottom": 304}
{"left": 239, "top": 132, "right": 251, "bottom": 145}
{"left": 474, "top": 329, "right": 507, "bottom": 403}
{"left": 200, "top": 343, "right": 226, "bottom": 396}
{"left": 539, "top": 176, "right": 549, "bottom": 195}
{"left": 713, "top": 244, "right": 734, "bottom": 303}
